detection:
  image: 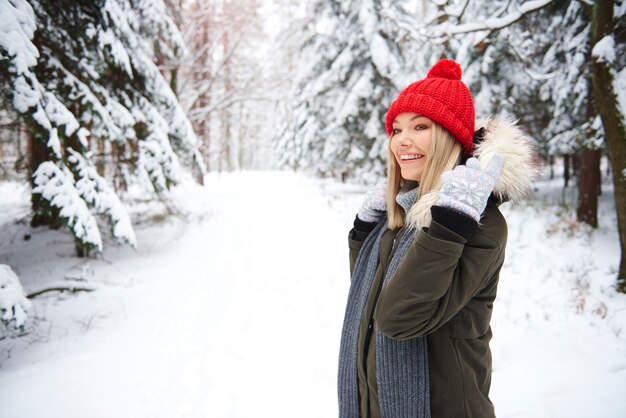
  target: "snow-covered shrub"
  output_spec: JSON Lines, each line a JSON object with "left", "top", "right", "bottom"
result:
{"left": 0, "top": 265, "right": 30, "bottom": 329}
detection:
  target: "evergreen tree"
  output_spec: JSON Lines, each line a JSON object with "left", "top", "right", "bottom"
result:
{"left": 276, "top": 0, "right": 427, "bottom": 183}
{"left": 0, "top": 0, "right": 204, "bottom": 256}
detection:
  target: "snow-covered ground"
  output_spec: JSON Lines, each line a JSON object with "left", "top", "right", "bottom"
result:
{"left": 0, "top": 171, "right": 625, "bottom": 418}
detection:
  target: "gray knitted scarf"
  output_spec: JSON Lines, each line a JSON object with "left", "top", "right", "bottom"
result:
{"left": 338, "top": 187, "right": 430, "bottom": 417}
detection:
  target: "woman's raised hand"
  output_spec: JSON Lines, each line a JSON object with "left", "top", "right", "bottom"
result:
{"left": 437, "top": 155, "right": 503, "bottom": 221}
{"left": 358, "top": 182, "right": 387, "bottom": 223}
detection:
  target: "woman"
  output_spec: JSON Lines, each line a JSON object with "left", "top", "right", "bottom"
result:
{"left": 338, "top": 59, "right": 539, "bottom": 418}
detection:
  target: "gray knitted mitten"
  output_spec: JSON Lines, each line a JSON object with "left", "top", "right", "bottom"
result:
{"left": 437, "top": 155, "right": 503, "bottom": 221}
{"left": 358, "top": 182, "right": 387, "bottom": 223}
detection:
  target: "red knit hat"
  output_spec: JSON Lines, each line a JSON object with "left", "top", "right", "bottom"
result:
{"left": 385, "top": 59, "right": 475, "bottom": 154}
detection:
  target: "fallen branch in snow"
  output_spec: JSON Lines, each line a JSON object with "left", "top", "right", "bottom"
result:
{"left": 0, "top": 331, "right": 29, "bottom": 341}
{"left": 27, "top": 284, "right": 96, "bottom": 299}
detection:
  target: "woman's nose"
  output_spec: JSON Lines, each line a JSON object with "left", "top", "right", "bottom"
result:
{"left": 397, "top": 131, "right": 411, "bottom": 146}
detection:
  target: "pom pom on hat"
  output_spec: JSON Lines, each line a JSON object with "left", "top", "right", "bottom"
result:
{"left": 385, "top": 59, "right": 475, "bottom": 154}
{"left": 426, "top": 59, "right": 462, "bottom": 80}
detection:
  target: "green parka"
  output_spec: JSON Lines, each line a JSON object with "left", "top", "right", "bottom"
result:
{"left": 349, "top": 199, "right": 506, "bottom": 417}
{"left": 345, "top": 116, "right": 539, "bottom": 418}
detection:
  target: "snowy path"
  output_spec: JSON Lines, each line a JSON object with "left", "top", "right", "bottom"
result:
{"left": 0, "top": 172, "right": 350, "bottom": 418}
{"left": 1, "top": 171, "right": 625, "bottom": 418}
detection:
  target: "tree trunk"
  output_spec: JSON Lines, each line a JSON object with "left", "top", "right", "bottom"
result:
{"left": 15, "top": 120, "right": 27, "bottom": 173}
{"left": 196, "top": 8, "right": 211, "bottom": 172}
{"left": 591, "top": 0, "right": 626, "bottom": 291}
{"left": 28, "top": 129, "right": 61, "bottom": 228}
{"left": 572, "top": 151, "right": 580, "bottom": 178}
{"left": 577, "top": 84, "right": 601, "bottom": 226}
{"left": 564, "top": 154, "right": 570, "bottom": 188}
{"left": 93, "top": 136, "right": 105, "bottom": 177}
{"left": 0, "top": 122, "right": 4, "bottom": 178}
{"left": 577, "top": 147, "right": 601, "bottom": 227}
{"left": 237, "top": 100, "right": 244, "bottom": 170}
{"left": 170, "top": 50, "right": 179, "bottom": 97}
{"left": 113, "top": 142, "right": 127, "bottom": 192}
{"left": 549, "top": 155, "right": 554, "bottom": 179}
{"left": 221, "top": 27, "right": 232, "bottom": 172}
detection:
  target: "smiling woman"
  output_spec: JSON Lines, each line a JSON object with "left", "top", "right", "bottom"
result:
{"left": 389, "top": 114, "right": 432, "bottom": 182}
{"left": 338, "top": 59, "right": 539, "bottom": 418}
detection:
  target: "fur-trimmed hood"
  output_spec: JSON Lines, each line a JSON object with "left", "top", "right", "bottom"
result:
{"left": 405, "top": 116, "right": 542, "bottom": 229}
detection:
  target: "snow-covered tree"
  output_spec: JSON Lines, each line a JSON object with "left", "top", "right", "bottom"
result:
{"left": 275, "top": 0, "right": 625, "bottom": 290}
{"left": 275, "top": 0, "right": 565, "bottom": 184}
{"left": 432, "top": 0, "right": 626, "bottom": 288}
{"left": 275, "top": 0, "right": 434, "bottom": 183}
{"left": 0, "top": 0, "right": 204, "bottom": 255}
{"left": 444, "top": 1, "right": 604, "bottom": 226}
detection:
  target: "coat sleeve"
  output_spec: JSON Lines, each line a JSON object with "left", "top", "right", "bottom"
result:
{"left": 348, "top": 229, "right": 366, "bottom": 277}
{"left": 348, "top": 215, "right": 379, "bottom": 277}
{"left": 374, "top": 210, "right": 506, "bottom": 339}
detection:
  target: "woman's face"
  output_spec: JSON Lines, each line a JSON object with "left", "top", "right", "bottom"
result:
{"left": 390, "top": 112, "right": 432, "bottom": 181}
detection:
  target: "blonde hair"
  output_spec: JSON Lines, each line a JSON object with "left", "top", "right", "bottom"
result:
{"left": 387, "top": 123, "right": 463, "bottom": 229}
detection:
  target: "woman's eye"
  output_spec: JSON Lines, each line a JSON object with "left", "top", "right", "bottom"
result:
{"left": 391, "top": 128, "right": 401, "bottom": 136}
{"left": 415, "top": 124, "right": 427, "bottom": 130}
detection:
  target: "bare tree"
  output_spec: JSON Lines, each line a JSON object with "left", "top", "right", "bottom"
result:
{"left": 180, "top": 0, "right": 278, "bottom": 172}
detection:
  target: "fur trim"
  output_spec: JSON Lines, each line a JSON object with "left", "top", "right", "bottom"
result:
{"left": 473, "top": 116, "right": 541, "bottom": 203}
{"left": 405, "top": 115, "right": 541, "bottom": 229}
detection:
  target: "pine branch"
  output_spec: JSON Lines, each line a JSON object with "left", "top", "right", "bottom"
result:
{"left": 432, "top": 0, "right": 557, "bottom": 37}
{"left": 507, "top": 42, "right": 557, "bottom": 81}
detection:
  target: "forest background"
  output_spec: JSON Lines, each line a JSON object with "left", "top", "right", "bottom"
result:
{"left": 2, "top": 0, "right": 625, "bottom": 285}
{"left": 0, "top": 0, "right": 625, "bottom": 415}
{"left": 0, "top": 0, "right": 626, "bottom": 417}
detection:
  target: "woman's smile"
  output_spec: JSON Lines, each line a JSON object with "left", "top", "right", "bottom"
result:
{"left": 398, "top": 153, "right": 425, "bottom": 162}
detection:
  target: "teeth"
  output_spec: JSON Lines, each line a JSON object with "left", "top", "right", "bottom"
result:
{"left": 400, "top": 154, "right": 423, "bottom": 160}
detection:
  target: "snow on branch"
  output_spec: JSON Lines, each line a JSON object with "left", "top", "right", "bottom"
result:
{"left": 1, "top": 0, "right": 80, "bottom": 159}
{"left": 33, "top": 162, "right": 103, "bottom": 252}
{"left": 98, "top": 0, "right": 198, "bottom": 158}
{"left": 135, "top": 0, "right": 187, "bottom": 60}
{"left": 0, "top": 0, "right": 38, "bottom": 74}
{"left": 130, "top": 49, "right": 200, "bottom": 156}
{"left": 97, "top": 28, "right": 134, "bottom": 78}
{"left": 591, "top": 35, "right": 615, "bottom": 64}
{"left": 47, "top": 57, "right": 135, "bottom": 144}
{"left": 132, "top": 97, "right": 182, "bottom": 193}
{"left": 433, "top": 0, "right": 556, "bottom": 36}
{"left": 68, "top": 149, "right": 137, "bottom": 248}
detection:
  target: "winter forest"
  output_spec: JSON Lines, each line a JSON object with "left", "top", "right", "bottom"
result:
{"left": 0, "top": 0, "right": 625, "bottom": 416}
